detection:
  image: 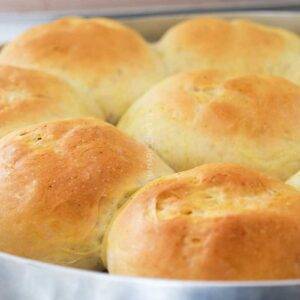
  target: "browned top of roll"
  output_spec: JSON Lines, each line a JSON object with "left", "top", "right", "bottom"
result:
{"left": 0, "top": 64, "right": 102, "bottom": 137}
{"left": 118, "top": 70, "right": 300, "bottom": 180}
{"left": 157, "top": 17, "right": 300, "bottom": 84}
{"left": 0, "top": 118, "right": 172, "bottom": 269}
{"left": 106, "top": 163, "right": 300, "bottom": 280}
{"left": 0, "top": 17, "right": 164, "bottom": 122}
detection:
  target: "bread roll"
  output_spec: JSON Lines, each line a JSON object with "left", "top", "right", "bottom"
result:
{"left": 286, "top": 171, "right": 300, "bottom": 190}
{"left": 0, "top": 64, "right": 102, "bottom": 137}
{"left": 0, "top": 17, "right": 164, "bottom": 123}
{"left": 105, "top": 163, "right": 300, "bottom": 280}
{"left": 157, "top": 17, "right": 300, "bottom": 83}
{"left": 0, "top": 118, "right": 172, "bottom": 269}
{"left": 118, "top": 71, "right": 300, "bottom": 180}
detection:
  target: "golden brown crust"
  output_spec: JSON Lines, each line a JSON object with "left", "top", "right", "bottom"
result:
{"left": 0, "top": 17, "right": 165, "bottom": 122}
{"left": 0, "top": 118, "right": 172, "bottom": 269}
{"left": 118, "top": 71, "right": 300, "bottom": 179}
{"left": 157, "top": 17, "right": 300, "bottom": 84}
{"left": 0, "top": 64, "right": 102, "bottom": 137}
{"left": 106, "top": 163, "right": 300, "bottom": 280}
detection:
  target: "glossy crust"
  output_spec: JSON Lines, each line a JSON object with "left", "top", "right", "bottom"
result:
{"left": 286, "top": 171, "right": 300, "bottom": 191}
{"left": 106, "top": 163, "right": 300, "bottom": 280}
{"left": 0, "top": 118, "right": 172, "bottom": 269}
{"left": 118, "top": 71, "right": 300, "bottom": 180}
{"left": 0, "top": 65, "right": 102, "bottom": 137}
{"left": 157, "top": 17, "right": 300, "bottom": 84}
{"left": 0, "top": 17, "right": 164, "bottom": 122}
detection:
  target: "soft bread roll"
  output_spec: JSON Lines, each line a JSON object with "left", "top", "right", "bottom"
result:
{"left": 157, "top": 17, "right": 300, "bottom": 83}
{"left": 105, "top": 163, "right": 300, "bottom": 280}
{"left": 0, "top": 65, "right": 102, "bottom": 137}
{"left": 118, "top": 70, "right": 300, "bottom": 180}
{"left": 0, "top": 17, "right": 164, "bottom": 123}
{"left": 286, "top": 171, "right": 300, "bottom": 190}
{"left": 0, "top": 118, "right": 172, "bottom": 269}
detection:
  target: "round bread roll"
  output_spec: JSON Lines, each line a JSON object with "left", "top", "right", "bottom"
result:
{"left": 0, "top": 17, "right": 164, "bottom": 123}
{"left": 157, "top": 17, "right": 300, "bottom": 83}
{"left": 0, "top": 118, "right": 172, "bottom": 269}
{"left": 0, "top": 65, "right": 102, "bottom": 138}
{"left": 286, "top": 171, "right": 300, "bottom": 190}
{"left": 105, "top": 163, "right": 300, "bottom": 280}
{"left": 118, "top": 70, "right": 300, "bottom": 180}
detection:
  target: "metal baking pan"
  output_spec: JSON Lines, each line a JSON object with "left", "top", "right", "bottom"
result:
{"left": 1, "top": 10, "right": 300, "bottom": 300}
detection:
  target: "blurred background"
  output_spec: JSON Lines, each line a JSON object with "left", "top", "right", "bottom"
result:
{"left": 0, "top": 0, "right": 299, "bottom": 13}
{"left": 0, "top": 0, "right": 299, "bottom": 43}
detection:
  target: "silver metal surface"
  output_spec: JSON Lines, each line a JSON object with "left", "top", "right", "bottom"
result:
{"left": 1, "top": 251, "right": 300, "bottom": 300}
{"left": 0, "top": 10, "right": 300, "bottom": 43}
{"left": 124, "top": 11, "right": 300, "bottom": 41}
{"left": 0, "top": 10, "right": 300, "bottom": 300}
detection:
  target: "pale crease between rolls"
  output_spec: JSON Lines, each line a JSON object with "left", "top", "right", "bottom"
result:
{"left": 105, "top": 163, "right": 300, "bottom": 280}
{"left": 0, "top": 118, "right": 172, "bottom": 269}
{"left": 118, "top": 70, "right": 300, "bottom": 180}
{"left": 0, "top": 17, "right": 165, "bottom": 123}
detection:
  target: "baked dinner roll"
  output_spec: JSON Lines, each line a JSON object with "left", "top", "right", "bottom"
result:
{"left": 0, "top": 17, "right": 164, "bottom": 123}
{"left": 105, "top": 163, "right": 300, "bottom": 280}
{"left": 157, "top": 17, "right": 300, "bottom": 83}
{"left": 0, "top": 118, "right": 172, "bottom": 269}
{"left": 0, "top": 65, "right": 102, "bottom": 138}
{"left": 118, "top": 70, "right": 300, "bottom": 180}
{"left": 286, "top": 171, "right": 300, "bottom": 190}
